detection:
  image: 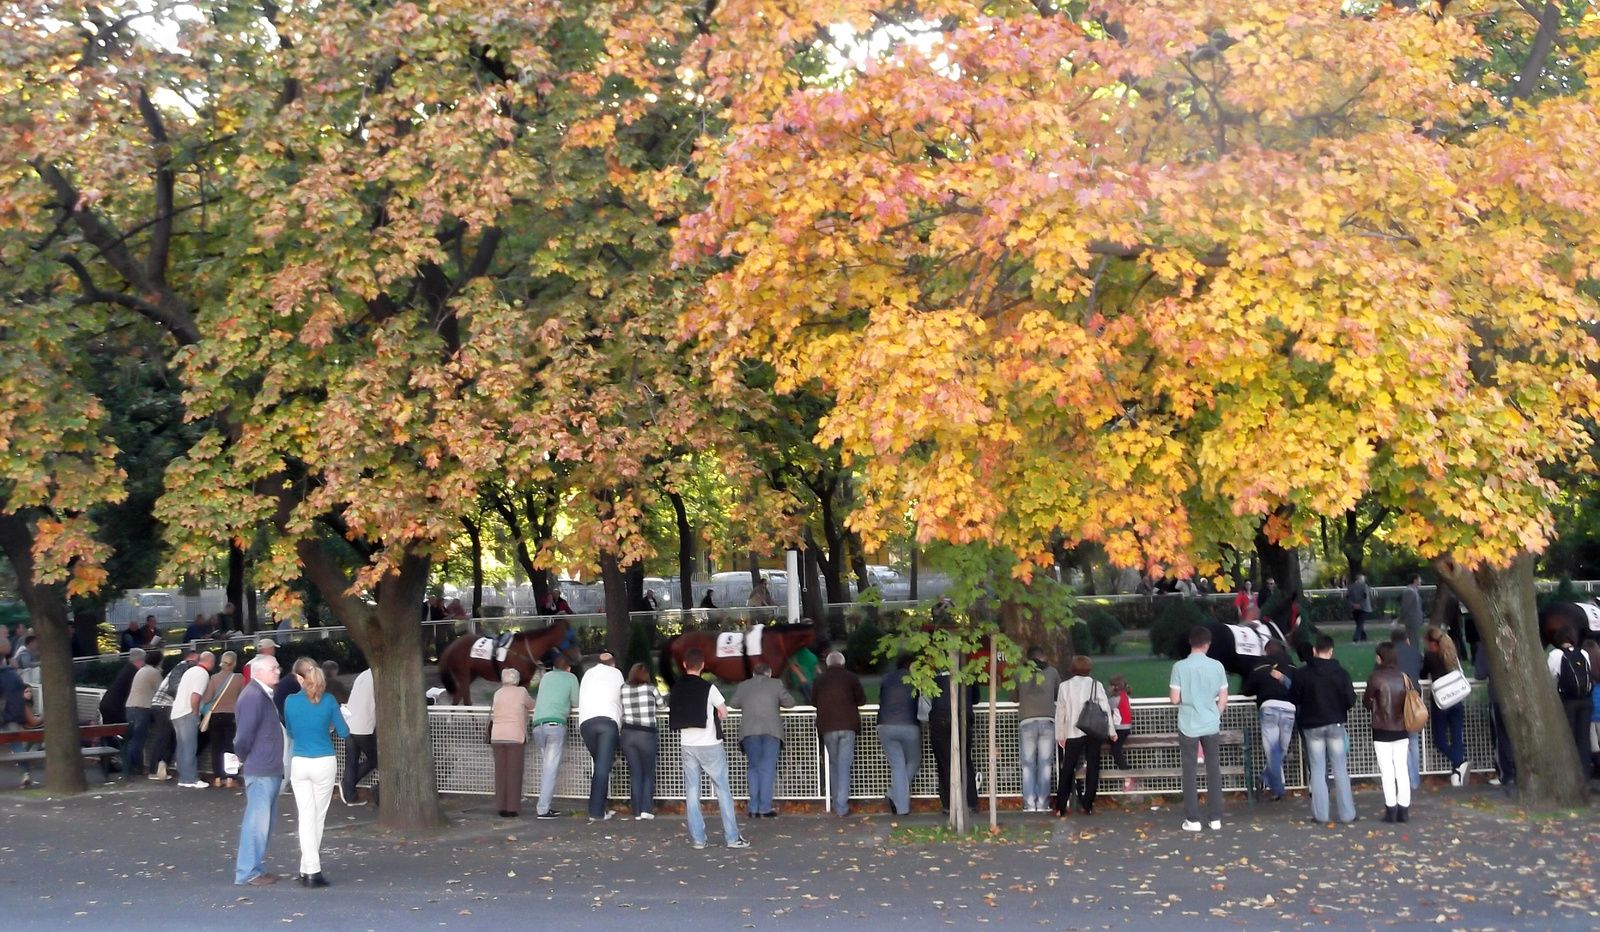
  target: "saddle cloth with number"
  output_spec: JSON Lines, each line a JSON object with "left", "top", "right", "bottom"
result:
{"left": 714, "top": 625, "right": 764, "bottom": 658}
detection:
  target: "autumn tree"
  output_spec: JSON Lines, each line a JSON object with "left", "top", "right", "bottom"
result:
{"left": 678, "top": 0, "right": 1600, "bottom": 805}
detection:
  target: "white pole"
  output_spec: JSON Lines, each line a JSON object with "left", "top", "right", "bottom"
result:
{"left": 787, "top": 549, "right": 802, "bottom": 622}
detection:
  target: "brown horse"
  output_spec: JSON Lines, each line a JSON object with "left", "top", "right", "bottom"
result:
{"left": 437, "top": 620, "right": 569, "bottom": 705}
{"left": 659, "top": 623, "right": 817, "bottom": 684}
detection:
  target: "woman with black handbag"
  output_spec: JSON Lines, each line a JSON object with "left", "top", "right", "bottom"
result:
{"left": 1053, "top": 655, "right": 1116, "bottom": 815}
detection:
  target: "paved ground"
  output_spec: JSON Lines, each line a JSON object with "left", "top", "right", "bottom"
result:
{"left": 2, "top": 770, "right": 1597, "bottom": 931}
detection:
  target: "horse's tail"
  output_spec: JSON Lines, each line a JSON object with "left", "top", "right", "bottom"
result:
{"left": 658, "top": 637, "right": 676, "bottom": 686}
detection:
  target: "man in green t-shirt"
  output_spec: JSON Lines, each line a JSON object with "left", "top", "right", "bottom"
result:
{"left": 531, "top": 654, "right": 579, "bottom": 819}
{"left": 1169, "top": 625, "right": 1229, "bottom": 832}
{"left": 787, "top": 646, "right": 819, "bottom": 704}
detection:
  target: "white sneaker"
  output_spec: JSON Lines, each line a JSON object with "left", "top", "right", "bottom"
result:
{"left": 726, "top": 838, "right": 750, "bottom": 849}
{"left": 1182, "top": 820, "right": 1202, "bottom": 832}
{"left": 635, "top": 812, "right": 655, "bottom": 820}
{"left": 1208, "top": 820, "right": 1222, "bottom": 830}
{"left": 1456, "top": 761, "right": 1471, "bottom": 784}
{"left": 180, "top": 781, "right": 209, "bottom": 789}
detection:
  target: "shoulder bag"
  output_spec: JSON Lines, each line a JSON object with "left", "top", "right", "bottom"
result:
{"left": 1430, "top": 666, "right": 1471, "bottom": 710}
{"left": 1075, "top": 681, "right": 1112, "bottom": 741}
{"left": 200, "top": 673, "right": 235, "bottom": 732}
{"left": 1400, "top": 673, "right": 1429, "bottom": 733}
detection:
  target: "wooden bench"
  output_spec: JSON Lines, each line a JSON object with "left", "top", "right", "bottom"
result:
{"left": 1069, "top": 730, "right": 1254, "bottom": 801}
{"left": 0, "top": 723, "right": 128, "bottom": 782}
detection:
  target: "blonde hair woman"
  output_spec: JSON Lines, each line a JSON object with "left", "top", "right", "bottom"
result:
{"left": 283, "top": 661, "right": 348, "bottom": 887}
{"left": 1422, "top": 625, "right": 1469, "bottom": 785}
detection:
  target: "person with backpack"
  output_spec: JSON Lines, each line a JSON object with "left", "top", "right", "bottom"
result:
{"left": 1546, "top": 625, "right": 1593, "bottom": 777}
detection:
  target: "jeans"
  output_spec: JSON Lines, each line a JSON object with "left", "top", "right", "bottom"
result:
{"left": 1058, "top": 735, "right": 1104, "bottom": 813}
{"left": 1431, "top": 701, "right": 1465, "bottom": 768}
{"left": 1374, "top": 739, "right": 1411, "bottom": 808}
{"left": 1561, "top": 699, "right": 1590, "bottom": 775}
{"left": 532, "top": 723, "right": 566, "bottom": 815}
{"left": 682, "top": 743, "right": 741, "bottom": 845}
{"left": 1302, "top": 724, "right": 1356, "bottom": 823}
{"left": 148, "top": 706, "right": 175, "bottom": 770}
{"left": 878, "top": 724, "right": 921, "bottom": 815}
{"left": 619, "top": 727, "right": 658, "bottom": 815}
{"left": 1407, "top": 732, "right": 1422, "bottom": 789}
{"left": 1259, "top": 705, "right": 1296, "bottom": 798}
{"left": 172, "top": 713, "right": 200, "bottom": 785}
{"left": 124, "top": 707, "right": 152, "bottom": 776}
{"left": 235, "top": 774, "right": 283, "bottom": 883}
{"left": 1489, "top": 701, "right": 1515, "bottom": 783}
{"left": 289, "top": 755, "right": 336, "bottom": 874}
{"left": 1179, "top": 732, "right": 1223, "bottom": 824}
{"left": 822, "top": 730, "right": 856, "bottom": 814}
{"left": 579, "top": 718, "right": 619, "bottom": 818}
{"left": 1017, "top": 718, "right": 1055, "bottom": 810}
{"left": 741, "top": 734, "right": 780, "bottom": 816}
{"left": 342, "top": 733, "right": 378, "bottom": 800}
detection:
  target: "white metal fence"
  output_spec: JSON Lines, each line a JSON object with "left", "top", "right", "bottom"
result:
{"left": 394, "top": 683, "right": 1497, "bottom": 803}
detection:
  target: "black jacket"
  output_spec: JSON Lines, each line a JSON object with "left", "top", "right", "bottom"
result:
{"left": 1242, "top": 658, "right": 1293, "bottom": 705}
{"left": 1288, "top": 656, "right": 1356, "bottom": 730}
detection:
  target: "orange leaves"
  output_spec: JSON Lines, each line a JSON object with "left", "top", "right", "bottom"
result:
{"left": 681, "top": 0, "right": 1600, "bottom": 574}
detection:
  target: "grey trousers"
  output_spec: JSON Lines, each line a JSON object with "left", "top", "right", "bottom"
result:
{"left": 1179, "top": 732, "right": 1223, "bottom": 823}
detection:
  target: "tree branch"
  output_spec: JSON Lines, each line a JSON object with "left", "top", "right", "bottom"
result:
{"left": 137, "top": 86, "right": 174, "bottom": 286}
{"left": 1510, "top": 1, "right": 1563, "bottom": 102}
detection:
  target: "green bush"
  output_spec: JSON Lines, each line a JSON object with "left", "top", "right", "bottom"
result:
{"left": 1069, "top": 621, "right": 1091, "bottom": 655}
{"left": 1082, "top": 609, "right": 1124, "bottom": 654}
{"left": 1147, "top": 598, "right": 1211, "bottom": 660}
{"left": 626, "top": 621, "right": 654, "bottom": 674}
{"left": 845, "top": 619, "right": 887, "bottom": 674}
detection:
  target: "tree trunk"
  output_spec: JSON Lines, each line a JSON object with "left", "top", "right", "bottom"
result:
{"left": 599, "top": 550, "right": 631, "bottom": 659}
{"left": 226, "top": 543, "right": 246, "bottom": 632}
{"left": 1254, "top": 519, "right": 1302, "bottom": 595}
{"left": 1434, "top": 552, "right": 1587, "bottom": 807}
{"left": 298, "top": 541, "right": 445, "bottom": 831}
{"left": 801, "top": 545, "right": 825, "bottom": 623}
{"left": 806, "top": 526, "right": 847, "bottom": 606}
{"left": 669, "top": 491, "right": 694, "bottom": 614}
{"left": 999, "top": 599, "right": 1074, "bottom": 674}
{"left": 948, "top": 643, "right": 967, "bottom": 834}
{"left": 462, "top": 516, "right": 484, "bottom": 617}
{"left": 909, "top": 546, "right": 919, "bottom": 601}
{"left": 625, "top": 561, "right": 648, "bottom": 613}
{"left": 987, "top": 647, "right": 998, "bottom": 831}
{"left": 0, "top": 512, "right": 86, "bottom": 795}
{"left": 848, "top": 531, "right": 872, "bottom": 598}
{"left": 747, "top": 551, "right": 761, "bottom": 587}
{"left": 245, "top": 577, "right": 258, "bottom": 632}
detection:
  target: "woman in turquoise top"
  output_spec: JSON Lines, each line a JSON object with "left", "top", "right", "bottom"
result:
{"left": 283, "top": 661, "right": 348, "bottom": 887}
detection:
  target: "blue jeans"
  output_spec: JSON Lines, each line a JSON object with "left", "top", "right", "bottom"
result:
{"left": 1259, "top": 705, "right": 1296, "bottom": 798}
{"left": 878, "top": 724, "right": 921, "bottom": 815}
{"left": 1432, "top": 701, "right": 1465, "bottom": 768}
{"left": 1017, "top": 718, "right": 1055, "bottom": 809}
{"left": 619, "top": 727, "right": 657, "bottom": 816}
{"left": 124, "top": 707, "right": 152, "bottom": 776}
{"left": 1302, "top": 724, "right": 1356, "bottom": 823}
{"left": 682, "top": 743, "right": 740, "bottom": 845}
{"left": 532, "top": 723, "right": 566, "bottom": 815}
{"left": 235, "top": 774, "right": 283, "bottom": 883}
{"left": 741, "top": 734, "right": 780, "bottom": 816}
{"left": 173, "top": 714, "right": 200, "bottom": 785}
{"left": 822, "top": 731, "right": 855, "bottom": 814}
{"left": 1408, "top": 732, "right": 1422, "bottom": 789}
{"left": 579, "top": 717, "right": 618, "bottom": 818}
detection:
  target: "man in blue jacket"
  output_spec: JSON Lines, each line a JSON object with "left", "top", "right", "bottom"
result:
{"left": 233, "top": 655, "right": 285, "bottom": 885}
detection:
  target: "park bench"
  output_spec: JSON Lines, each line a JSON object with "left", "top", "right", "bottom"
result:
{"left": 1069, "top": 729, "right": 1254, "bottom": 802}
{"left": 0, "top": 723, "right": 127, "bottom": 783}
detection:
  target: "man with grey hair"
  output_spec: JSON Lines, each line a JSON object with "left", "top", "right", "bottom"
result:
{"left": 124, "top": 647, "right": 161, "bottom": 777}
{"left": 811, "top": 650, "right": 866, "bottom": 817}
{"left": 242, "top": 638, "right": 276, "bottom": 685}
{"left": 234, "top": 654, "right": 285, "bottom": 884}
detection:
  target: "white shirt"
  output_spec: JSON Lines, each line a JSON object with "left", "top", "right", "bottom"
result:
{"left": 679, "top": 687, "right": 726, "bottom": 748}
{"left": 345, "top": 669, "right": 376, "bottom": 734}
{"left": 171, "top": 664, "right": 212, "bottom": 720}
{"left": 577, "top": 663, "right": 624, "bottom": 725}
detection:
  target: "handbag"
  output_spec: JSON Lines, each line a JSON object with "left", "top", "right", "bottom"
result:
{"left": 199, "top": 673, "right": 235, "bottom": 732}
{"left": 1075, "top": 681, "right": 1112, "bottom": 741}
{"left": 1401, "top": 674, "right": 1429, "bottom": 733}
{"left": 1430, "top": 668, "right": 1471, "bottom": 710}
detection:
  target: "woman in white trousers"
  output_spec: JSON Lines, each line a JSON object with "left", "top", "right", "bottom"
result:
{"left": 283, "top": 661, "right": 350, "bottom": 886}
